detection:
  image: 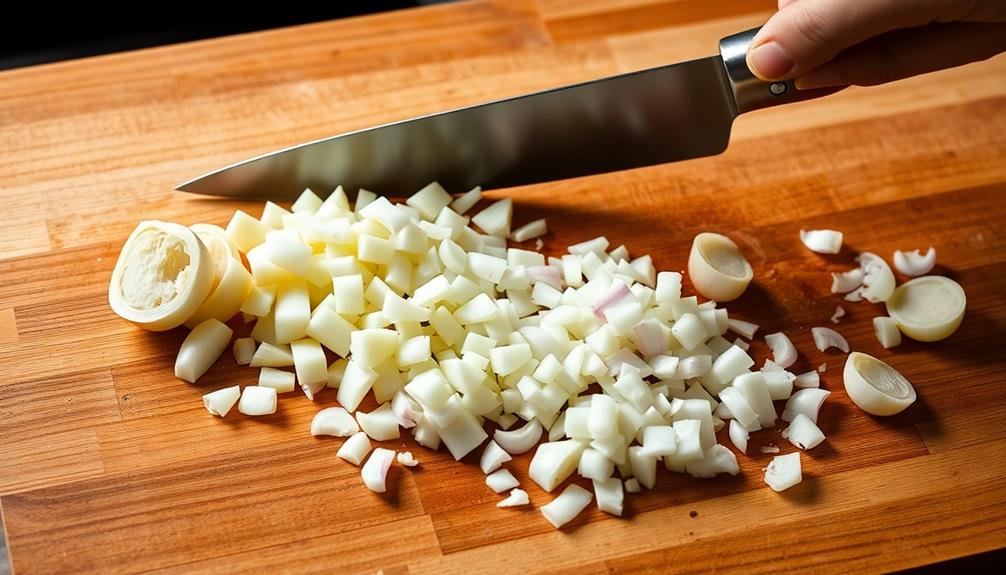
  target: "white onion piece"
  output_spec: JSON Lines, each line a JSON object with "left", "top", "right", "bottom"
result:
{"left": 856, "top": 252, "right": 896, "bottom": 303}
{"left": 175, "top": 319, "right": 234, "bottom": 383}
{"left": 511, "top": 219, "right": 547, "bottom": 242}
{"left": 232, "top": 338, "right": 256, "bottom": 366}
{"left": 893, "top": 247, "right": 936, "bottom": 277}
{"left": 578, "top": 448, "right": 615, "bottom": 481}
{"left": 592, "top": 282, "right": 631, "bottom": 321}
{"left": 685, "top": 444, "right": 740, "bottom": 478}
{"left": 873, "top": 316, "right": 902, "bottom": 349}
{"left": 497, "top": 488, "right": 530, "bottom": 508}
{"left": 361, "top": 447, "right": 396, "bottom": 493}
{"left": 782, "top": 388, "right": 831, "bottom": 423}
{"left": 486, "top": 469, "right": 520, "bottom": 493}
{"left": 357, "top": 403, "right": 400, "bottom": 441}
{"left": 593, "top": 478, "right": 624, "bottom": 516}
{"left": 541, "top": 484, "right": 593, "bottom": 529}
{"left": 764, "top": 452, "right": 802, "bottom": 492}
{"left": 311, "top": 407, "right": 360, "bottom": 437}
{"left": 687, "top": 232, "right": 753, "bottom": 302}
{"left": 844, "top": 288, "right": 864, "bottom": 302}
{"left": 676, "top": 355, "right": 712, "bottom": 379}
{"left": 526, "top": 266, "right": 562, "bottom": 291}
{"left": 494, "top": 419, "right": 542, "bottom": 454}
{"left": 529, "top": 440, "right": 585, "bottom": 492}
{"left": 764, "top": 332, "right": 797, "bottom": 368}
{"left": 480, "top": 440, "right": 513, "bottom": 474}
{"left": 391, "top": 390, "right": 423, "bottom": 428}
{"left": 397, "top": 451, "right": 419, "bottom": 467}
{"left": 831, "top": 306, "right": 845, "bottom": 324}
{"left": 782, "top": 413, "right": 825, "bottom": 450}
{"left": 760, "top": 445, "right": 780, "bottom": 454}
{"left": 793, "top": 371, "right": 820, "bottom": 389}
{"left": 886, "top": 275, "right": 966, "bottom": 342}
{"left": 237, "top": 386, "right": 277, "bottom": 416}
{"left": 830, "top": 268, "right": 864, "bottom": 294}
{"left": 799, "top": 229, "right": 843, "bottom": 254}
{"left": 843, "top": 352, "right": 916, "bottom": 416}
{"left": 811, "top": 326, "right": 850, "bottom": 353}
{"left": 202, "top": 386, "right": 241, "bottom": 417}
{"left": 450, "top": 186, "right": 481, "bottom": 215}
{"left": 727, "top": 318, "right": 759, "bottom": 340}
{"left": 624, "top": 478, "right": 641, "bottom": 493}
{"left": 728, "top": 419, "right": 749, "bottom": 454}
{"left": 337, "top": 432, "right": 372, "bottom": 466}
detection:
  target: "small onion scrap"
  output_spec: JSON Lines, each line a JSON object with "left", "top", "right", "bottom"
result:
{"left": 800, "top": 229, "right": 843, "bottom": 254}
{"left": 687, "top": 232, "right": 753, "bottom": 302}
{"left": 764, "top": 332, "right": 798, "bottom": 368}
{"left": 893, "top": 247, "right": 936, "bottom": 277}
{"left": 811, "top": 326, "right": 850, "bottom": 353}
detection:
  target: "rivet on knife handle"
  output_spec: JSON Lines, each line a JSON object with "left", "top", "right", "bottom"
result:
{"left": 719, "top": 27, "right": 827, "bottom": 114}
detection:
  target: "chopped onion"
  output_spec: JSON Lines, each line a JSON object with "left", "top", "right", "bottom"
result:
{"left": 497, "top": 488, "right": 530, "bottom": 508}
{"left": 843, "top": 288, "right": 864, "bottom": 302}
{"left": 541, "top": 484, "right": 593, "bottom": 529}
{"left": 727, "top": 318, "right": 759, "bottom": 340}
{"left": 782, "top": 388, "right": 831, "bottom": 423}
{"left": 233, "top": 337, "right": 256, "bottom": 365}
{"left": 830, "top": 306, "right": 845, "bottom": 324}
{"left": 511, "top": 219, "right": 547, "bottom": 242}
{"left": 311, "top": 407, "right": 360, "bottom": 437}
{"left": 793, "top": 371, "right": 820, "bottom": 389}
{"left": 811, "top": 326, "right": 850, "bottom": 353}
{"left": 624, "top": 478, "right": 641, "bottom": 493}
{"left": 728, "top": 419, "right": 749, "bottom": 454}
{"left": 391, "top": 390, "right": 422, "bottom": 428}
{"left": 760, "top": 445, "right": 780, "bottom": 454}
{"left": 830, "top": 268, "right": 864, "bottom": 294}
{"left": 843, "top": 352, "right": 916, "bottom": 416}
{"left": 592, "top": 282, "right": 631, "bottom": 321}
{"left": 357, "top": 403, "right": 400, "bottom": 441}
{"left": 175, "top": 319, "right": 233, "bottom": 383}
{"left": 676, "top": 355, "right": 712, "bottom": 379}
{"left": 763, "top": 452, "right": 802, "bottom": 492}
{"left": 782, "top": 413, "right": 825, "bottom": 450}
{"left": 873, "top": 316, "right": 902, "bottom": 349}
{"left": 893, "top": 247, "right": 936, "bottom": 277}
{"left": 799, "top": 229, "right": 843, "bottom": 254}
{"left": 480, "top": 440, "right": 513, "bottom": 474}
{"left": 237, "top": 386, "right": 277, "bottom": 416}
{"left": 494, "top": 419, "right": 542, "bottom": 454}
{"left": 764, "top": 332, "right": 797, "bottom": 368}
{"left": 203, "top": 386, "right": 241, "bottom": 417}
{"left": 856, "top": 252, "right": 896, "bottom": 303}
{"left": 397, "top": 451, "right": 419, "bottom": 467}
{"left": 486, "top": 469, "right": 520, "bottom": 493}
{"left": 337, "top": 432, "right": 372, "bottom": 465}
{"left": 593, "top": 478, "right": 624, "bottom": 516}
{"left": 361, "top": 447, "right": 396, "bottom": 493}
{"left": 528, "top": 440, "right": 585, "bottom": 492}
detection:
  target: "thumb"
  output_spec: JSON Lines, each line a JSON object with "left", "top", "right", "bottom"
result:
{"left": 746, "top": 0, "right": 951, "bottom": 81}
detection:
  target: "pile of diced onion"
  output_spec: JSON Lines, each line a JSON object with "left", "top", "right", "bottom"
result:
{"left": 109, "top": 184, "right": 959, "bottom": 530}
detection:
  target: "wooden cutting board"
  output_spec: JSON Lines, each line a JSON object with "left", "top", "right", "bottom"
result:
{"left": 2, "top": 1, "right": 1004, "bottom": 572}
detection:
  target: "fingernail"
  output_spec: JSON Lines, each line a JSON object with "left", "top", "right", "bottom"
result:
{"left": 747, "top": 42, "right": 793, "bottom": 80}
{"left": 795, "top": 68, "right": 845, "bottom": 90}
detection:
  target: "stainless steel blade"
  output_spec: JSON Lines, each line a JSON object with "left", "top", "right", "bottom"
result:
{"left": 177, "top": 56, "right": 738, "bottom": 199}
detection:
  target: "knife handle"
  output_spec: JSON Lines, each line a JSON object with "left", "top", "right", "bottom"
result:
{"left": 719, "top": 27, "right": 832, "bottom": 114}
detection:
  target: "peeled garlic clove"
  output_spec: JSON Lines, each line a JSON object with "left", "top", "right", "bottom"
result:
{"left": 856, "top": 252, "right": 896, "bottom": 303}
{"left": 885, "top": 275, "right": 966, "bottom": 342}
{"left": 799, "top": 229, "right": 843, "bottom": 254}
{"left": 174, "top": 319, "right": 233, "bottom": 383}
{"left": 687, "top": 232, "right": 753, "bottom": 302}
{"left": 108, "top": 221, "right": 215, "bottom": 331}
{"left": 843, "top": 352, "right": 916, "bottom": 416}
{"left": 893, "top": 247, "right": 936, "bottom": 277}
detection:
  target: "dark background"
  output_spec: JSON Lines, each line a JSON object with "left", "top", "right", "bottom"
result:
{"left": 0, "top": 3, "right": 429, "bottom": 71}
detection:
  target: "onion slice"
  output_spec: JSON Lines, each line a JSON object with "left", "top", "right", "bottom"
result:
{"left": 494, "top": 419, "right": 543, "bottom": 454}
{"left": 856, "top": 252, "right": 896, "bottom": 303}
{"left": 764, "top": 332, "right": 798, "bottom": 368}
{"left": 893, "top": 247, "right": 936, "bottom": 277}
{"left": 800, "top": 229, "right": 843, "bottom": 254}
{"left": 811, "top": 326, "right": 850, "bottom": 353}
{"left": 361, "top": 447, "right": 396, "bottom": 493}
{"left": 782, "top": 388, "right": 831, "bottom": 423}
{"left": 830, "top": 268, "right": 864, "bottom": 294}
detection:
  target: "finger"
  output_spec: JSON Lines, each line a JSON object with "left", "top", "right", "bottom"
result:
{"left": 795, "top": 23, "right": 1006, "bottom": 89}
{"left": 777, "top": 0, "right": 800, "bottom": 9}
{"left": 747, "top": 0, "right": 954, "bottom": 80}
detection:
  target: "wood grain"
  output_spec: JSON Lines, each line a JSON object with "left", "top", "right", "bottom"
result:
{"left": 1, "top": 0, "right": 1005, "bottom": 573}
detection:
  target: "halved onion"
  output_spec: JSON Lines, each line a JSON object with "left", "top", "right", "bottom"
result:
{"left": 687, "top": 233, "right": 753, "bottom": 302}
{"left": 886, "top": 276, "right": 966, "bottom": 342}
{"left": 843, "top": 352, "right": 916, "bottom": 416}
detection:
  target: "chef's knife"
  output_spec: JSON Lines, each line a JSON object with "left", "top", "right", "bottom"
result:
{"left": 177, "top": 27, "right": 829, "bottom": 199}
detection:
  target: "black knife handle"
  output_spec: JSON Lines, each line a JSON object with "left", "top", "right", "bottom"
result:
{"left": 719, "top": 27, "right": 834, "bottom": 114}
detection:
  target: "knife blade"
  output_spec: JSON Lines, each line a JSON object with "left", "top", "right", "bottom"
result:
{"left": 177, "top": 27, "right": 827, "bottom": 199}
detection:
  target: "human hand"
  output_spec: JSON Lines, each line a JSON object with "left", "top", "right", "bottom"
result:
{"left": 746, "top": 0, "right": 1006, "bottom": 89}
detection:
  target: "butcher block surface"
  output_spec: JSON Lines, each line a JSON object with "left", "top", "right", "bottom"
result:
{"left": 1, "top": 0, "right": 1005, "bottom": 573}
